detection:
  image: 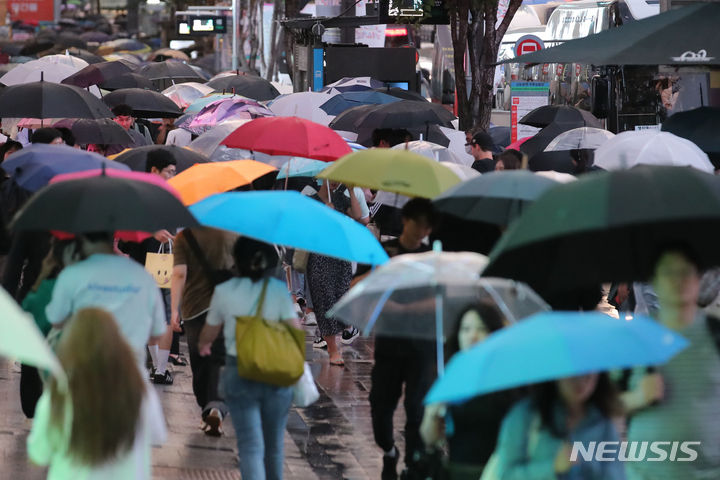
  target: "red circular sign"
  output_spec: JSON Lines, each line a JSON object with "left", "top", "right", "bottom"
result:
{"left": 514, "top": 35, "right": 545, "bottom": 58}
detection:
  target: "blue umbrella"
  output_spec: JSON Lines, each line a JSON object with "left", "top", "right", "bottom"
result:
{"left": 276, "top": 157, "right": 328, "bottom": 180}
{"left": 1, "top": 144, "right": 130, "bottom": 192}
{"left": 424, "top": 311, "right": 688, "bottom": 405}
{"left": 319, "top": 91, "right": 400, "bottom": 116}
{"left": 190, "top": 191, "right": 389, "bottom": 265}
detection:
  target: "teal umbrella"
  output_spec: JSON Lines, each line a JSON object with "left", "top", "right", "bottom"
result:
{"left": 276, "top": 157, "right": 328, "bottom": 180}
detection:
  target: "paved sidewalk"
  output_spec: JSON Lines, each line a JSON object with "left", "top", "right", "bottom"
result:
{"left": 0, "top": 327, "right": 408, "bottom": 479}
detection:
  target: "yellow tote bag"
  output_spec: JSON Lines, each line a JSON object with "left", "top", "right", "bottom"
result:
{"left": 235, "top": 279, "right": 305, "bottom": 387}
{"left": 145, "top": 241, "right": 173, "bottom": 289}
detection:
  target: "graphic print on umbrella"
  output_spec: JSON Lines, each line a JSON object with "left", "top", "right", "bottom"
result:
{"left": 483, "top": 165, "right": 720, "bottom": 296}
{"left": 0, "top": 81, "right": 113, "bottom": 119}
{"left": 221, "top": 117, "right": 351, "bottom": 162}
{"left": 425, "top": 312, "right": 688, "bottom": 405}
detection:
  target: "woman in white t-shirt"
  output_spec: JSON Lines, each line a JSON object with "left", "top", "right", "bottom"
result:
{"left": 28, "top": 307, "right": 167, "bottom": 480}
{"left": 200, "top": 237, "right": 299, "bottom": 480}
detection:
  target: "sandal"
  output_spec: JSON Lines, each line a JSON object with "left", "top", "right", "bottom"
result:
{"left": 169, "top": 354, "right": 188, "bottom": 367}
{"left": 329, "top": 358, "right": 345, "bottom": 367}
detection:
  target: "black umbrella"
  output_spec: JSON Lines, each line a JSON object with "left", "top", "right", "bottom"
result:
{"left": 80, "top": 31, "right": 111, "bottom": 44}
{"left": 527, "top": 151, "right": 576, "bottom": 174}
{"left": 0, "top": 81, "right": 113, "bottom": 119}
{"left": 113, "top": 145, "right": 209, "bottom": 173}
{"left": 55, "top": 32, "right": 87, "bottom": 50}
{"left": 489, "top": 126, "right": 511, "bottom": 149}
{"left": 371, "top": 86, "right": 428, "bottom": 102}
{"left": 355, "top": 123, "right": 450, "bottom": 147}
{"left": 328, "top": 104, "right": 379, "bottom": 132}
{"left": 354, "top": 100, "right": 456, "bottom": 132}
{"left": 138, "top": 60, "right": 203, "bottom": 90}
{"left": 661, "top": 107, "right": 720, "bottom": 167}
{"left": 19, "top": 40, "right": 54, "bottom": 56}
{"left": 99, "top": 73, "right": 155, "bottom": 91}
{"left": 103, "top": 88, "right": 182, "bottom": 118}
{"left": 520, "top": 122, "right": 584, "bottom": 158}
{"left": 12, "top": 169, "right": 198, "bottom": 234}
{"left": 520, "top": 105, "right": 601, "bottom": 129}
{"left": 483, "top": 165, "right": 720, "bottom": 296}
{"left": 61, "top": 61, "right": 135, "bottom": 88}
{"left": 206, "top": 74, "right": 280, "bottom": 101}
{"left": 57, "top": 118, "right": 133, "bottom": 145}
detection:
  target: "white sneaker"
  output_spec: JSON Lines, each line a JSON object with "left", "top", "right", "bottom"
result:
{"left": 304, "top": 311, "right": 318, "bottom": 326}
{"left": 293, "top": 302, "right": 303, "bottom": 318}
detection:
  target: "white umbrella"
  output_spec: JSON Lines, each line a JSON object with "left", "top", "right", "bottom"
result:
{"left": 438, "top": 126, "right": 474, "bottom": 166}
{"left": 37, "top": 53, "right": 89, "bottom": 70}
{"left": 162, "top": 82, "right": 214, "bottom": 108}
{"left": 439, "top": 162, "right": 481, "bottom": 181}
{"left": 268, "top": 92, "right": 335, "bottom": 125}
{"left": 321, "top": 76, "right": 384, "bottom": 92}
{"left": 0, "top": 59, "right": 102, "bottom": 97}
{"left": 544, "top": 127, "right": 615, "bottom": 151}
{"left": 534, "top": 170, "right": 577, "bottom": 183}
{"left": 392, "top": 140, "right": 467, "bottom": 165}
{"left": 594, "top": 131, "right": 713, "bottom": 173}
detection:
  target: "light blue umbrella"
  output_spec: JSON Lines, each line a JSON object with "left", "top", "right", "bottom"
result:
{"left": 276, "top": 157, "right": 328, "bottom": 180}
{"left": 319, "top": 90, "right": 400, "bottom": 116}
{"left": 190, "top": 191, "right": 389, "bottom": 265}
{"left": 184, "top": 93, "right": 238, "bottom": 113}
{"left": 424, "top": 311, "right": 688, "bottom": 405}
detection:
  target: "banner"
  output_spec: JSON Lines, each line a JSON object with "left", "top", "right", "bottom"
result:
{"left": 8, "top": 0, "right": 54, "bottom": 23}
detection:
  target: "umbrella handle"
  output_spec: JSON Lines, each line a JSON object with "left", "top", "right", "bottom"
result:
{"left": 284, "top": 158, "right": 291, "bottom": 190}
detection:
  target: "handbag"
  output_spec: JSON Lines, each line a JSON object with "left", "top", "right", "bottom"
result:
{"left": 145, "top": 240, "right": 173, "bottom": 289}
{"left": 292, "top": 249, "right": 310, "bottom": 273}
{"left": 235, "top": 279, "right": 306, "bottom": 387}
{"left": 292, "top": 362, "right": 320, "bottom": 407}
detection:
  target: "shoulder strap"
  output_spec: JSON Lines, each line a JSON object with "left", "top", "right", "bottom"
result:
{"left": 183, "top": 229, "right": 217, "bottom": 286}
{"left": 254, "top": 278, "right": 270, "bottom": 317}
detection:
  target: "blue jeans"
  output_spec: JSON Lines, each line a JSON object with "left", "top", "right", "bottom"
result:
{"left": 222, "top": 358, "right": 293, "bottom": 480}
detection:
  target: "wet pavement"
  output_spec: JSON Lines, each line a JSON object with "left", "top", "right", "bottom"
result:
{"left": 0, "top": 325, "right": 408, "bottom": 479}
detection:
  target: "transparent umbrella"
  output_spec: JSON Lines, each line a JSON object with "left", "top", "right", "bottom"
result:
{"left": 329, "top": 244, "right": 549, "bottom": 374}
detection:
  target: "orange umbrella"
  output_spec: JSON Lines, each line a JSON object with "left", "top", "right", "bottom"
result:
{"left": 168, "top": 160, "right": 277, "bottom": 205}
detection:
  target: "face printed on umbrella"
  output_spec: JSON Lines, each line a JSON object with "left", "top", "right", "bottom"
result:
{"left": 558, "top": 373, "right": 598, "bottom": 405}
{"left": 458, "top": 309, "right": 489, "bottom": 351}
{"left": 653, "top": 251, "right": 700, "bottom": 308}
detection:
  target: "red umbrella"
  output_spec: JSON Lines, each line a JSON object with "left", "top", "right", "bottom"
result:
{"left": 221, "top": 116, "right": 352, "bottom": 162}
{"left": 507, "top": 136, "right": 532, "bottom": 151}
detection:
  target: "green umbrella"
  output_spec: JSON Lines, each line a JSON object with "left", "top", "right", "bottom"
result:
{"left": 483, "top": 165, "right": 720, "bottom": 295}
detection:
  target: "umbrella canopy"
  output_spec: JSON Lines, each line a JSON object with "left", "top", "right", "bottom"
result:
{"left": 483, "top": 166, "right": 720, "bottom": 294}
{"left": 319, "top": 90, "right": 400, "bottom": 116}
{"left": 317, "top": 149, "right": 461, "bottom": 198}
{"left": 371, "top": 86, "right": 427, "bottom": 102}
{"left": 168, "top": 160, "right": 278, "bottom": 205}
{"left": 661, "top": 107, "right": 720, "bottom": 167}
{"left": 354, "top": 100, "right": 456, "bottom": 132}
{"left": 439, "top": 162, "right": 481, "bottom": 181}
{"left": 186, "top": 121, "right": 249, "bottom": 162}
{"left": 162, "top": 82, "right": 214, "bottom": 109}
{"left": 149, "top": 48, "right": 190, "bottom": 62}
{"left": 113, "top": 145, "right": 209, "bottom": 173}
{"left": 0, "top": 59, "right": 87, "bottom": 87}
{"left": 138, "top": 60, "right": 204, "bottom": 90}
{"left": 391, "top": 140, "right": 467, "bottom": 165}
{"left": 37, "top": 53, "right": 89, "bottom": 69}
{"left": 99, "top": 72, "right": 155, "bottom": 91}
{"left": 58, "top": 47, "right": 104, "bottom": 64}
{"left": 1, "top": 144, "right": 130, "bottom": 192}
{"left": 221, "top": 117, "right": 351, "bottom": 162}
{"left": 425, "top": 312, "right": 688, "bottom": 405}
{"left": 321, "top": 77, "right": 384, "bottom": 93}
{"left": 56, "top": 118, "right": 133, "bottom": 145}
{"left": 184, "top": 97, "right": 273, "bottom": 134}
{"left": 499, "top": 3, "right": 720, "bottom": 66}
{"left": 96, "top": 39, "right": 150, "bottom": 56}
{"left": 544, "top": 127, "right": 615, "bottom": 151}
{"left": 190, "top": 191, "right": 389, "bottom": 265}
{"left": 13, "top": 168, "right": 198, "bottom": 233}
{"left": 433, "top": 170, "right": 570, "bottom": 226}
{"left": 268, "top": 92, "right": 335, "bottom": 125}
{"left": 520, "top": 105, "right": 601, "bottom": 129}
{"left": 81, "top": 31, "right": 111, "bottom": 43}
{"left": 521, "top": 122, "right": 587, "bottom": 158}
{"left": 61, "top": 60, "right": 134, "bottom": 88}
{"left": 184, "top": 93, "right": 237, "bottom": 113}
{"left": 328, "top": 104, "right": 378, "bottom": 133}
{"left": 103, "top": 88, "right": 182, "bottom": 118}
{"left": 593, "top": 131, "right": 713, "bottom": 173}
{"left": 488, "top": 126, "right": 512, "bottom": 150}
{"left": 0, "top": 81, "right": 112, "bottom": 119}
{"left": 206, "top": 74, "right": 280, "bottom": 101}
{"left": 276, "top": 157, "right": 328, "bottom": 180}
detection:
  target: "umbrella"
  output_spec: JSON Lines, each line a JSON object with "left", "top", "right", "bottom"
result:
{"left": 439, "top": 162, "right": 481, "bottom": 181}
{"left": 138, "top": 60, "right": 204, "bottom": 90}
{"left": 328, "top": 104, "right": 378, "bottom": 134}
{"left": 391, "top": 140, "right": 467, "bottom": 165}
{"left": 12, "top": 167, "right": 198, "bottom": 234}
{"left": 184, "top": 93, "right": 237, "bottom": 114}
{"left": 661, "top": 107, "right": 720, "bottom": 167}
{"left": 593, "top": 131, "right": 713, "bottom": 173}
{"left": 321, "top": 77, "right": 385, "bottom": 93}
{"left": 61, "top": 60, "right": 134, "bottom": 88}
{"left": 499, "top": 3, "right": 720, "bottom": 67}
{"left": 354, "top": 100, "right": 456, "bottom": 132}
{"left": 99, "top": 73, "right": 155, "bottom": 91}
{"left": 527, "top": 150, "right": 577, "bottom": 174}
{"left": 113, "top": 145, "right": 209, "bottom": 173}
{"left": 221, "top": 117, "right": 351, "bottom": 162}
{"left": 317, "top": 149, "right": 461, "bottom": 198}
{"left": 520, "top": 105, "right": 601, "bottom": 129}
{"left": 37, "top": 53, "right": 89, "bottom": 70}
{"left": 102, "top": 53, "right": 144, "bottom": 68}
{"left": 206, "top": 74, "right": 280, "bottom": 101}
{"left": 57, "top": 47, "right": 104, "bottom": 64}
{"left": 488, "top": 126, "right": 512, "bottom": 150}
{"left": 0, "top": 60, "right": 87, "bottom": 86}
{"left": 507, "top": 136, "right": 531, "bottom": 151}
{"left": 439, "top": 126, "right": 475, "bottom": 164}
{"left": 56, "top": 118, "right": 133, "bottom": 145}
{"left": 329, "top": 248, "right": 548, "bottom": 373}
{"left": 319, "top": 90, "right": 400, "bottom": 116}
{"left": 184, "top": 97, "right": 274, "bottom": 134}
{"left": 433, "top": 170, "right": 571, "bottom": 226}
{"left": 1, "top": 144, "right": 130, "bottom": 192}
{"left": 149, "top": 48, "right": 190, "bottom": 62}
{"left": 544, "top": 127, "right": 615, "bottom": 151}
{"left": 371, "top": 86, "right": 427, "bottom": 102}
{"left": 103, "top": 88, "right": 182, "bottom": 118}
{"left": 267, "top": 92, "right": 335, "bottom": 125}
{"left": 0, "top": 81, "right": 112, "bottom": 119}
{"left": 162, "top": 82, "right": 214, "bottom": 109}
{"left": 0, "top": 286, "right": 65, "bottom": 383}
{"left": 190, "top": 191, "right": 389, "bottom": 265}
{"left": 483, "top": 165, "right": 720, "bottom": 295}
{"left": 521, "top": 122, "right": 585, "bottom": 158}
{"left": 186, "top": 121, "right": 250, "bottom": 162}
{"left": 276, "top": 157, "right": 328, "bottom": 180}
{"left": 96, "top": 39, "right": 150, "bottom": 56}
{"left": 81, "top": 31, "right": 111, "bottom": 43}
{"left": 168, "top": 160, "right": 278, "bottom": 205}
{"left": 424, "top": 312, "right": 689, "bottom": 405}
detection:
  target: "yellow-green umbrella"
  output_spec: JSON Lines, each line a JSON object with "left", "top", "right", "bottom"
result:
{"left": 317, "top": 149, "right": 461, "bottom": 198}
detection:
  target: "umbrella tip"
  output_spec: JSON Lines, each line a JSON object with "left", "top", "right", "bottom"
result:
{"left": 433, "top": 240, "right": 442, "bottom": 252}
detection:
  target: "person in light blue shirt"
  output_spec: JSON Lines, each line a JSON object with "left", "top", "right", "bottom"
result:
{"left": 492, "top": 373, "right": 626, "bottom": 480}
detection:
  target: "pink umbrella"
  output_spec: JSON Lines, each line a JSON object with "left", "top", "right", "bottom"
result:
{"left": 186, "top": 97, "right": 273, "bottom": 134}
{"left": 50, "top": 168, "right": 181, "bottom": 243}
{"left": 507, "top": 136, "right": 532, "bottom": 151}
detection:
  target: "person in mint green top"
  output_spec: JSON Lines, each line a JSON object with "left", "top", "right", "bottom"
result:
{"left": 492, "top": 373, "right": 626, "bottom": 480}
